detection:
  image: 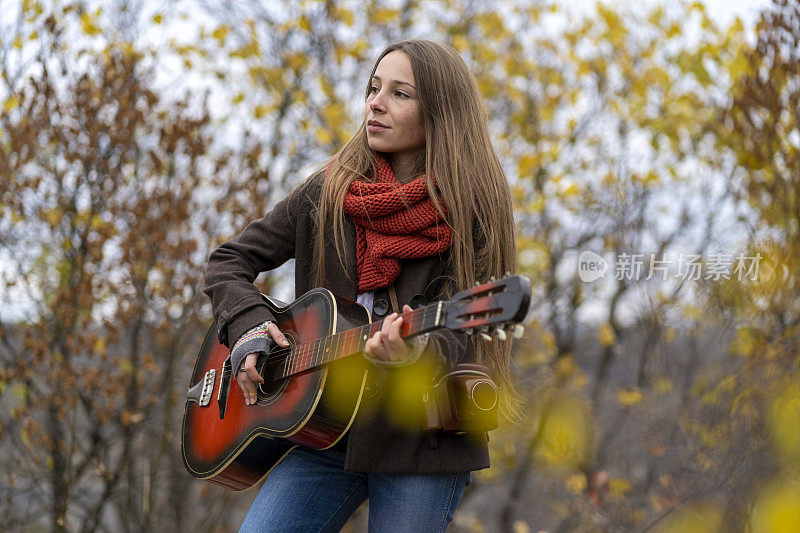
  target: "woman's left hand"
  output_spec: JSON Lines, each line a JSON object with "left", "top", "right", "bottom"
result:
{"left": 364, "top": 305, "right": 414, "bottom": 363}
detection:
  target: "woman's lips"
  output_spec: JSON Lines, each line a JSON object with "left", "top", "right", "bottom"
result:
{"left": 367, "top": 124, "right": 389, "bottom": 133}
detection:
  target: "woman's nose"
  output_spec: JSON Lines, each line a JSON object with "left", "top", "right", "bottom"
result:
{"left": 370, "top": 90, "right": 386, "bottom": 112}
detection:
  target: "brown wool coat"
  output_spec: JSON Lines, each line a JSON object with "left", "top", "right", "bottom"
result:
{"left": 203, "top": 171, "right": 490, "bottom": 474}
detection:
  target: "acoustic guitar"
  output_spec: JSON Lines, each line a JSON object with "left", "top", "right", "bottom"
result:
{"left": 181, "top": 275, "right": 530, "bottom": 490}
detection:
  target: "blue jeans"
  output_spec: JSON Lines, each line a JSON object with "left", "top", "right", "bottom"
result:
{"left": 239, "top": 445, "right": 472, "bottom": 532}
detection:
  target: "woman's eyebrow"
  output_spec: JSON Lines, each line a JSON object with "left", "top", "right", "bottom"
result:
{"left": 371, "top": 75, "right": 416, "bottom": 90}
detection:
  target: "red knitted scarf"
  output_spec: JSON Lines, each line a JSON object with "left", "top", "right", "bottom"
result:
{"left": 336, "top": 153, "right": 452, "bottom": 291}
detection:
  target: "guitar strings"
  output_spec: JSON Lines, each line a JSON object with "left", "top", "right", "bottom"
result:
{"left": 213, "top": 281, "right": 515, "bottom": 379}
{"left": 217, "top": 305, "right": 439, "bottom": 377}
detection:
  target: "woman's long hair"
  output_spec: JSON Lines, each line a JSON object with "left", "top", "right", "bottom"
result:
{"left": 313, "top": 39, "right": 522, "bottom": 423}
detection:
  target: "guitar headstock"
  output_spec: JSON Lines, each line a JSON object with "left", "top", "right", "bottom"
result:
{"left": 444, "top": 275, "right": 531, "bottom": 340}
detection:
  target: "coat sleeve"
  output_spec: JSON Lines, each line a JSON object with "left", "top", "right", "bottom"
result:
{"left": 203, "top": 174, "right": 322, "bottom": 348}
{"left": 422, "top": 267, "right": 477, "bottom": 371}
{"left": 425, "top": 328, "right": 476, "bottom": 371}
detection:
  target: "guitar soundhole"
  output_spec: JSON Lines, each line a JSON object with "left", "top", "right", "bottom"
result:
{"left": 256, "top": 348, "right": 289, "bottom": 398}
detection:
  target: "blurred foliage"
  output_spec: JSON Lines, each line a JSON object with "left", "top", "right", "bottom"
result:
{"left": 1, "top": 0, "right": 799, "bottom": 531}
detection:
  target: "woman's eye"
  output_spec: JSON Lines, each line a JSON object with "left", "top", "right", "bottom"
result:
{"left": 367, "top": 86, "right": 409, "bottom": 99}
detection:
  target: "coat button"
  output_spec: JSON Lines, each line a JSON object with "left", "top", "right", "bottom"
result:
{"left": 364, "top": 379, "right": 379, "bottom": 398}
{"left": 373, "top": 298, "right": 390, "bottom": 316}
{"left": 411, "top": 294, "right": 427, "bottom": 309}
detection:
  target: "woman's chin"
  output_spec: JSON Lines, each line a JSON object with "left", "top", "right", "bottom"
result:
{"left": 367, "top": 140, "right": 393, "bottom": 153}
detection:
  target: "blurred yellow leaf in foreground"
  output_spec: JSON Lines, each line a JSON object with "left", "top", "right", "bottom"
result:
{"left": 749, "top": 476, "right": 800, "bottom": 533}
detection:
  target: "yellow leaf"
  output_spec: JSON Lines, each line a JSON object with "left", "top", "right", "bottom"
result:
{"left": 286, "top": 52, "right": 308, "bottom": 71}
{"left": 230, "top": 39, "right": 261, "bottom": 59}
{"left": 474, "top": 43, "right": 497, "bottom": 64}
{"left": 511, "top": 520, "right": 529, "bottom": 533}
{"left": 298, "top": 15, "right": 311, "bottom": 32}
{"left": 337, "top": 7, "right": 354, "bottom": 26}
{"left": 731, "top": 327, "right": 758, "bottom": 357}
{"left": 617, "top": 388, "right": 643, "bottom": 406}
{"left": 118, "top": 358, "right": 133, "bottom": 373}
{"left": 571, "top": 373, "right": 588, "bottom": 390}
{"left": 81, "top": 13, "right": 101, "bottom": 36}
{"left": 648, "top": 5, "right": 664, "bottom": 27}
{"left": 517, "top": 153, "right": 539, "bottom": 177}
{"left": 609, "top": 477, "right": 633, "bottom": 498}
{"left": 562, "top": 182, "right": 581, "bottom": 197}
{"left": 231, "top": 93, "right": 244, "bottom": 105}
{"left": 598, "top": 322, "right": 616, "bottom": 347}
{"left": 652, "top": 502, "right": 723, "bottom": 533}
{"left": 13, "top": 36, "right": 23, "bottom": 49}
{"left": 768, "top": 382, "right": 800, "bottom": 464}
{"left": 321, "top": 103, "right": 344, "bottom": 125}
{"left": 689, "top": 1, "right": 706, "bottom": 13}
{"left": 315, "top": 128, "right": 333, "bottom": 145}
{"left": 528, "top": 195, "right": 545, "bottom": 214}
{"left": 3, "top": 96, "right": 20, "bottom": 112}
{"left": 749, "top": 476, "right": 800, "bottom": 533}
{"left": 534, "top": 395, "right": 593, "bottom": 468}
{"left": 94, "top": 338, "right": 106, "bottom": 354}
{"left": 253, "top": 105, "right": 271, "bottom": 119}
{"left": 565, "top": 473, "right": 587, "bottom": 493}
{"left": 382, "top": 359, "right": 439, "bottom": 430}
{"left": 44, "top": 207, "right": 62, "bottom": 228}
{"left": 666, "top": 22, "right": 681, "bottom": 39}
{"left": 477, "top": 12, "right": 507, "bottom": 38}
{"left": 11, "top": 382, "right": 27, "bottom": 400}
{"left": 212, "top": 25, "right": 229, "bottom": 42}
{"left": 452, "top": 35, "right": 469, "bottom": 52}
{"left": 653, "top": 376, "right": 673, "bottom": 394}
{"left": 555, "top": 355, "right": 579, "bottom": 379}
{"left": 353, "top": 39, "right": 368, "bottom": 57}
{"left": 372, "top": 8, "right": 399, "bottom": 24}
{"left": 152, "top": 13, "right": 163, "bottom": 24}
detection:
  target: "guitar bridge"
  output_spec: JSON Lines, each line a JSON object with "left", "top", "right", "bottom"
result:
{"left": 186, "top": 369, "right": 216, "bottom": 407}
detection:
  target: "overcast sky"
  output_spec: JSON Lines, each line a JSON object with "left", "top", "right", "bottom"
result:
{"left": 565, "top": 0, "right": 772, "bottom": 28}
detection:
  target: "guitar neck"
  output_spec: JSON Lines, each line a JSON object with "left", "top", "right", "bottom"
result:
{"left": 277, "top": 301, "right": 444, "bottom": 379}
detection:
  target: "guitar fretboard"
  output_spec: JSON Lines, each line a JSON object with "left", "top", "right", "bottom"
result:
{"left": 276, "top": 301, "right": 443, "bottom": 378}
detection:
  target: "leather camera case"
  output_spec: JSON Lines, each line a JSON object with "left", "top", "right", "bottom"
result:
{"left": 422, "top": 363, "right": 499, "bottom": 433}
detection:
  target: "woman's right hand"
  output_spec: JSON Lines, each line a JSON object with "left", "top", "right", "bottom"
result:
{"left": 236, "top": 323, "right": 290, "bottom": 405}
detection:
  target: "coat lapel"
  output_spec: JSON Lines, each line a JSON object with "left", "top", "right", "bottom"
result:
{"left": 321, "top": 212, "right": 358, "bottom": 301}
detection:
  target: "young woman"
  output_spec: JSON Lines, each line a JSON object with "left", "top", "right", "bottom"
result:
{"left": 204, "top": 39, "right": 519, "bottom": 532}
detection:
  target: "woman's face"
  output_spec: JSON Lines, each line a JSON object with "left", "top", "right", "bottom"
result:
{"left": 365, "top": 50, "right": 426, "bottom": 159}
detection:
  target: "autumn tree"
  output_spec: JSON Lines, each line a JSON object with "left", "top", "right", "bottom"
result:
{"left": 432, "top": 2, "right": 750, "bottom": 530}
{"left": 0, "top": 3, "right": 281, "bottom": 531}
{"left": 699, "top": 0, "right": 800, "bottom": 528}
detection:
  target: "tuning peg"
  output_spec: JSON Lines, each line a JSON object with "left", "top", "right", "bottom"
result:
{"left": 465, "top": 328, "right": 474, "bottom": 335}
{"left": 474, "top": 281, "right": 481, "bottom": 286}
{"left": 490, "top": 276, "right": 496, "bottom": 281}
{"left": 512, "top": 324, "right": 524, "bottom": 339}
{"left": 478, "top": 327, "right": 492, "bottom": 341}
{"left": 494, "top": 327, "right": 507, "bottom": 341}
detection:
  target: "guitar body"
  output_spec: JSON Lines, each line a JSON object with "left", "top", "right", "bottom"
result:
{"left": 181, "top": 288, "right": 371, "bottom": 490}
